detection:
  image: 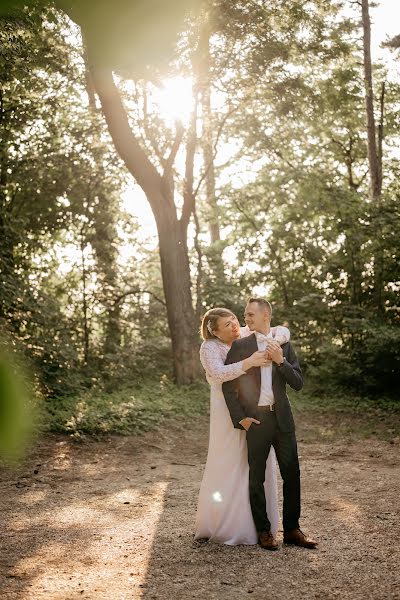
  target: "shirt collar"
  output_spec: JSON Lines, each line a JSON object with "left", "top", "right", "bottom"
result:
{"left": 255, "top": 331, "right": 272, "bottom": 342}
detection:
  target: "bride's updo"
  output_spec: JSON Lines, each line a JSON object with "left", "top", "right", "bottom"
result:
{"left": 201, "top": 308, "right": 236, "bottom": 341}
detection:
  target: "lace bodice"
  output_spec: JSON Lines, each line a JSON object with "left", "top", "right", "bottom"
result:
{"left": 200, "top": 325, "right": 290, "bottom": 385}
{"left": 200, "top": 339, "right": 244, "bottom": 384}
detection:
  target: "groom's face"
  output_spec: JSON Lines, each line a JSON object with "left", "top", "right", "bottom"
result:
{"left": 244, "top": 302, "right": 270, "bottom": 331}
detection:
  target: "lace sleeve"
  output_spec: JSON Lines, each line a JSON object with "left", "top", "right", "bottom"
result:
{"left": 271, "top": 325, "right": 290, "bottom": 345}
{"left": 200, "top": 341, "right": 246, "bottom": 383}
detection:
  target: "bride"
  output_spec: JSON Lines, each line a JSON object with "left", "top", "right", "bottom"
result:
{"left": 194, "top": 307, "right": 290, "bottom": 545}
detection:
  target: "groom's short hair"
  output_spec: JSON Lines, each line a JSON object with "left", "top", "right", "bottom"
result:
{"left": 247, "top": 297, "right": 272, "bottom": 317}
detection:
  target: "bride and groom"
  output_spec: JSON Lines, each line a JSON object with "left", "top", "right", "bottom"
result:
{"left": 195, "top": 297, "right": 317, "bottom": 550}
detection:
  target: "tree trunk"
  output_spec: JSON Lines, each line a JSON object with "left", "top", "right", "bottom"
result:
{"left": 198, "top": 22, "right": 220, "bottom": 244}
{"left": 197, "top": 18, "right": 226, "bottom": 289}
{"left": 82, "top": 46, "right": 122, "bottom": 355}
{"left": 80, "top": 232, "right": 90, "bottom": 365}
{"left": 88, "top": 62, "right": 202, "bottom": 383}
{"left": 157, "top": 216, "right": 202, "bottom": 383}
{"left": 0, "top": 95, "right": 15, "bottom": 321}
{"left": 91, "top": 192, "right": 122, "bottom": 355}
{"left": 361, "top": 0, "right": 384, "bottom": 315}
{"left": 361, "top": 0, "right": 381, "bottom": 200}
{"left": 275, "top": 248, "right": 291, "bottom": 309}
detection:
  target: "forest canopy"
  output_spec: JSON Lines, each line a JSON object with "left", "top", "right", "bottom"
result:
{"left": 0, "top": 0, "right": 399, "bottom": 405}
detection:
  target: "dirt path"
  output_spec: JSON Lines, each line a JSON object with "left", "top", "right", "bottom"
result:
{"left": 0, "top": 414, "right": 399, "bottom": 600}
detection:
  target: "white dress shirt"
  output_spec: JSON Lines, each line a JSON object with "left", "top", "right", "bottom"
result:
{"left": 255, "top": 331, "right": 275, "bottom": 407}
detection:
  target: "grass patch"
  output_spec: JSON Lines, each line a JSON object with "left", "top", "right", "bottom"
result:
{"left": 42, "top": 376, "right": 209, "bottom": 437}
{"left": 39, "top": 378, "right": 399, "bottom": 441}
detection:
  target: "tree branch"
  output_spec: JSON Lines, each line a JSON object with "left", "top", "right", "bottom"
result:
{"left": 163, "top": 120, "right": 184, "bottom": 176}
{"left": 192, "top": 205, "right": 203, "bottom": 320}
{"left": 87, "top": 61, "right": 176, "bottom": 221}
{"left": 113, "top": 288, "right": 166, "bottom": 307}
{"left": 192, "top": 105, "right": 237, "bottom": 200}
{"left": 181, "top": 88, "right": 199, "bottom": 230}
{"left": 140, "top": 82, "right": 169, "bottom": 169}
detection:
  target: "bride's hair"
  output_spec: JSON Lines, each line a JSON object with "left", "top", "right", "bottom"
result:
{"left": 201, "top": 308, "right": 236, "bottom": 341}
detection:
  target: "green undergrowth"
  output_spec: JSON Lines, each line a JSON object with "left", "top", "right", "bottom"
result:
{"left": 291, "top": 388, "right": 399, "bottom": 415}
{"left": 39, "top": 378, "right": 399, "bottom": 440}
{"left": 42, "top": 376, "right": 209, "bottom": 437}
{"left": 291, "top": 389, "right": 400, "bottom": 440}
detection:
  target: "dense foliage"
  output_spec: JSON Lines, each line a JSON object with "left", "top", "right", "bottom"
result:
{"left": 0, "top": 1, "right": 398, "bottom": 413}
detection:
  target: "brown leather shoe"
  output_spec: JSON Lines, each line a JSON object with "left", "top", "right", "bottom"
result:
{"left": 283, "top": 528, "right": 318, "bottom": 549}
{"left": 258, "top": 530, "right": 279, "bottom": 551}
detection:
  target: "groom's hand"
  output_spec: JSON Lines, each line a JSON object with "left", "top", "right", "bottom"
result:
{"left": 239, "top": 417, "right": 260, "bottom": 431}
{"left": 268, "top": 341, "right": 284, "bottom": 364}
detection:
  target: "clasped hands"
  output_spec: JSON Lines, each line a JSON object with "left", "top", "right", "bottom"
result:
{"left": 250, "top": 340, "right": 283, "bottom": 367}
{"left": 240, "top": 342, "right": 284, "bottom": 431}
{"left": 265, "top": 340, "right": 284, "bottom": 364}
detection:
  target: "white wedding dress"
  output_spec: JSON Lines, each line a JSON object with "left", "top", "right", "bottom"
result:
{"left": 194, "top": 326, "right": 288, "bottom": 545}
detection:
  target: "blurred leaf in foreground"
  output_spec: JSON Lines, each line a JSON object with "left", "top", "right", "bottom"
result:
{"left": 0, "top": 340, "right": 36, "bottom": 464}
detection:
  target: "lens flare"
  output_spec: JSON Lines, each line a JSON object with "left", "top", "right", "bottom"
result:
{"left": 153, "top": 76, "right": 194, "bottom": 126}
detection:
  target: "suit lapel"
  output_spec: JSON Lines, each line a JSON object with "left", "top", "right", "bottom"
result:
{"left": 247, "top": 333, "right": 261, "bottom": 389}
{"left": 272, "top": 362, "right": 276, "bottom": 378}
{"left": 248, "top": 332, "right": 258, "bottom": 353}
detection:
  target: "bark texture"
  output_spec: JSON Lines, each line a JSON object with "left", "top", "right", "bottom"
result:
{"left": 88, "top": 64, "right": 201, "bottom": 383}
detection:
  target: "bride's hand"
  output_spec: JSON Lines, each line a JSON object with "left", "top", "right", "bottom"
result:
{"left": 242, "top": 351, "right": 270, "bottom": 372}
{"left": 249, "top": 350, "right": 269, "bottom": 367}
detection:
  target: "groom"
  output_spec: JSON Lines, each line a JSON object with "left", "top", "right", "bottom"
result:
{"left": 222, "top": 298, "right": 317, "bottom": 550}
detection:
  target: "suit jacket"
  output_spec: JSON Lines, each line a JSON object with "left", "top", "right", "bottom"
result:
{"left": 222, "top": 333, "right": 303, "bottom": 433}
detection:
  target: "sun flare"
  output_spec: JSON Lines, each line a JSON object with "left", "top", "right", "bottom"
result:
{"left": 152, "top": 76, "right": 194, "bottom": 126}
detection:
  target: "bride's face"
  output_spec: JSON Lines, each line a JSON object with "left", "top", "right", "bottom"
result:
{"left": 214, "top": 314, "right": 240, "bottom": 343}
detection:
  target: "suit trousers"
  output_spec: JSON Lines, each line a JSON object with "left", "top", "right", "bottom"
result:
{"left": 246, "top": 409, "right": 301, "bottom": 533}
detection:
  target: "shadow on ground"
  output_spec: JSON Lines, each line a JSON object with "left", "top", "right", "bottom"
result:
{"left": 140, "top": 417, "right": 400, "bottom": 600}
{"left": 0, "top": 411, "right": 399, "bottom": 599}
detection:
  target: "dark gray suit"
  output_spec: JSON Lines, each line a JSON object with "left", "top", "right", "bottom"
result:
{"left": 222, "top": 333, "right": 303, "bottom": 533}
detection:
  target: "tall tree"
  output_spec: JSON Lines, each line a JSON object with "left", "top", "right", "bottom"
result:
{"left": 0, "top": 8, "right": 133, "bottom": 394}
{"left": 361, "top": 0, "right": 382, "bottom": 200}
{"left": 361, "top": 0, "right": 385, "bottom": 314}
{"left": 1, "top": 0, "right": 204, "bottom": 384}
{"left": 66, "top": 0, "right": 203, "bottom": 383}
{"left": 198, "top": 16, "right": 220, "bottom": 246}
{"left": 82, "top": 50, "right": 125, "bottom": 358}
{"left": 87, "top": 64, "right": 202, "bottom": 383}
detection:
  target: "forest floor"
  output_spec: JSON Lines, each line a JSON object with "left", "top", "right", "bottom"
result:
{"left": 1, "top": 404, "right": 399, "bottom": 600}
